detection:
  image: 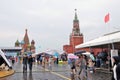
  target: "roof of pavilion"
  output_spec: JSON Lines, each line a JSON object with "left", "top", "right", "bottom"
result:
{"left": 76, "top": 31, "right": 120, "bottom": 48}
{"left": 0, "top": 47, "right": 22, "bottom": 50}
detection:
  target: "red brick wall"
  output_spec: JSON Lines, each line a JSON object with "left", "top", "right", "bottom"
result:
{"left": 63, "top": 36, "right": 83, "bottom": 53}
{"left": 63, "top": 45, "right": 73, "bottom": 53}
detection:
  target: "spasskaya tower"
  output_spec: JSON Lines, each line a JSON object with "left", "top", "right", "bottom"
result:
{"left": 63, "top": 9, "right": 83, "bottom": 53}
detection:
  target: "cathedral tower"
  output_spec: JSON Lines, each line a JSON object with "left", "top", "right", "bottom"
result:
{"left": 24, "top": 29, "right": 30, "bottom": 45}
{"left": 31, "top": 40, "right": 35, "bottom": 53}
{"left": 23, "top": 29, "right": 30, "bottom": 51}
{"left": 15, "top": 39, "right": 20, "bottom": 47}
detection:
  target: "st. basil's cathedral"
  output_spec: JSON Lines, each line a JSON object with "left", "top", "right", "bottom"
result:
{"left": 15, "top": 29, "right": 36, "bottom": 53}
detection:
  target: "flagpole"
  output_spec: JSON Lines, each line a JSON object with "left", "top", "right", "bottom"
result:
{"left": 104, "top": 13, "right": 111, "bottom": 71}
{"left": 106, "top": 13, "right": 113, "bottom": 71}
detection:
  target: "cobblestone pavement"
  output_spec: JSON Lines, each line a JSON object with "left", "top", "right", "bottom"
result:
{"left": 0, "top": 62, "right": 112, "bottom": 80}
{"left": 93, "top": 71, "right": 111, "bottom": 80}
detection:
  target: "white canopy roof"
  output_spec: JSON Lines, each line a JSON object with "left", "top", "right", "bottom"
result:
{"left": 36, "top": 49, "right": 64, "bottom": 56}
{"left": 76, "top": 31, "right": 120, "bottom": 48}
{"left": 43, "top": 49, "right": 64, "bottom": 55}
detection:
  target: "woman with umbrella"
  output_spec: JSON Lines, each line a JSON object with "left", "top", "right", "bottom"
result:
{"left": 82, "top": 52, "right": 95, "bottom": 80}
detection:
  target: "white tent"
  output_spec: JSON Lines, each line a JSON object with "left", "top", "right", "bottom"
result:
{"left": 43, "top": 49, "right": 64, "bottom": 55}
{"left": 0, "top": 49, "right": 12, "bottom": 67}
{"left": 76, "top": 31, "right": 120, "bottom": 48}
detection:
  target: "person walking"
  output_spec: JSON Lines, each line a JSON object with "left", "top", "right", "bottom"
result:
{"left": 42, "top": 55, "right": 45, "bottom": 68}
{"left": 39, "top": 55, "right": 42, "bottom": 65}
{"left": 80, "top": 55, "right": 87, "bottom": 80}
{"left": 87, "top": 58, "right": 95, "bottom": 80}
{"left": 48, "top": 56, "right": 53, "bottom": 70}
{"left": 76, "top": 55, "right": 82, "bottom": 79}
{"left": 70, "top": 59, "right": 77, "bottom": 80}
{"left": 111, "top": 56, "right": 120, "bottom": 80}
{"left": 23, "top": 54, "right": 28, "bottom": 73}
{"left": 28, "top": 55, "right": 33, "bottom": 72}
{"left": 11, "top": 56, "right": 15, "bottom": 66}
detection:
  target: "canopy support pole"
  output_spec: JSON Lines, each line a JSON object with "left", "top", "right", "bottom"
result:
{"left": 112, "top": 43, "right": 114, "bottom": 50}
{"left": 108, "top": 44, "right": 111, "bottom": 71}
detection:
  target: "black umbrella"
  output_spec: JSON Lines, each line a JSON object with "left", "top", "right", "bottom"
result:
{"left": 74, "top": 50, "right": 86, "bottom": 55}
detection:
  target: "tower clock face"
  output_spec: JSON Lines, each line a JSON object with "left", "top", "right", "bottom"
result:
{"left": 74, "top": 22, "right": 79, "bottom": 28}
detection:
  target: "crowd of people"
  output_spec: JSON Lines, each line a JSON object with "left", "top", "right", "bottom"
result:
{"left": 69, "top": 53, "right": 120, "bottom": 80}
{"left": 70, "top": 54, "right": 95, "bottom": 80}
{"left": 18, "top": 51, "right": 120, "bottom": 80}
{"left": 36, "top": 53, "right": 68, "bottom": 67}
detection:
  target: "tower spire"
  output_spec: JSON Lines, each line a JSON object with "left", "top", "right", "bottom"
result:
{"left": 74, "top": 9, "right": 78, "bottom": 21}
{"left": 72, "top": 9, "right": 80, "bottom": 36}
{"left": 23, "top": 29, "right": 30, "bottom": 50}
{"left": 25, "top": 29, "right": 27, "bottom": 33}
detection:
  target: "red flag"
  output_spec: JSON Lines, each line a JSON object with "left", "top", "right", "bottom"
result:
{"left": 104, "top": 13, "right": 110, "bottom": 23}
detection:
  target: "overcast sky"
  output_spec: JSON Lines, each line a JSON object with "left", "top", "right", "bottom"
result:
{"left": 0, "top": 0, "right": 120, "bottom": 52}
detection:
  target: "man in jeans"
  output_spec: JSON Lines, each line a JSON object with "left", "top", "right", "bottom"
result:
{"left": 28, "top": 55, "right": 33, "bottom": 72}
{"left": 23, "top": 54, "right": 28, "bottom": 73}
